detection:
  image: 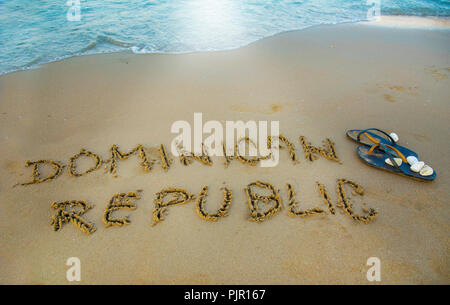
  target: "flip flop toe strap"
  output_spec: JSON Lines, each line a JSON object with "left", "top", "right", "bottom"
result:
{"left": 368, "top": 143, "right": 408, "bottom": 173}
{"left": 357, "top": 128, "right": 396, "bottom": 145}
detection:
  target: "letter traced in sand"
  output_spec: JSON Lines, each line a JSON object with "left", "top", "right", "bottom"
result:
{"left": 244, "top": 181, "right": 282, "bottom": 222}
{"left": 235, "top": 137, "right": 267, "bottom": 166}
{"left": 316, "top": 182, "right": 337, "bottom": 215}
{"left": 195, "top": 185, "right": 233, "bottom": 221}
{"left": 299, "top": 136, "right": 341, "bottom": 163}
{"left": 268, "top": 135, "right": 298, "bottom": 164}
{"left": 286, "top": 183, "right": 324, "bottom": 217}
{"left": 316, "top": 178, "right": 377, "bottom": 223}
{"left": 158, "top": 144, "right": 172, "bottom": 171}
{"left": 179, "top": 143, "right": 213, "bottom": 166}
{"left": 152, "top": 187, "right": 195, "bottom": 226}
{"left": 336, "top": 178, "right": 377, "bottom": 224}
{"left": 222, "top": 143, "right": 234, "bottom": 167}
{"left": 107, "top": 144, "right": 154, "bottom": 177}
{"left": 51, "top": 200, "right": 96, "bottom": 234}
{"left": 68, "top": 149, "right": 102, "bottom": 177}
{"left": 103, "top": 190, "right": 142, "bottom": 227}
{"left": 18, "top": 160, "right": 64, "bottom": 186}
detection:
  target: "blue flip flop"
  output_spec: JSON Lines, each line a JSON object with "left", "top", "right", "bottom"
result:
{"left": 357, "top": 144, "right": 436, "bottom": 181}
{"left": 347, "top": 128, "right": 418, "bottom": 159}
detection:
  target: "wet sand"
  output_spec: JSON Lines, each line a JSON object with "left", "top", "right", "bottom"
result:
{"left": 0, "top": 21, "right": 449, "bottom": 284}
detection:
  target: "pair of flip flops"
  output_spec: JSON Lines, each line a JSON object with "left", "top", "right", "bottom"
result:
{"left": 346, "top": 128, "right": 436, "bottom": 181}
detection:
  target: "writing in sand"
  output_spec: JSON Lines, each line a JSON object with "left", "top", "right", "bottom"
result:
{"left": 15, "top": 134, "right": 378, "bottom": 234}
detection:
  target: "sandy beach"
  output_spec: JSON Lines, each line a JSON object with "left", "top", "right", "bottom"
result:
{"left": 0, "top": 21, "right": 449, "bottom": 284}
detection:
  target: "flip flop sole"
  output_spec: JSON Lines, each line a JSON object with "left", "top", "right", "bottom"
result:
{"left": 356, "top": 146, "right": 436, "bottom": 182}
{"left": 347, "top": 129, "right": 418, "bottom": 158}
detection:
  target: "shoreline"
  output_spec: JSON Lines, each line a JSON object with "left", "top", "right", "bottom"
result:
{"left": 0, "top": 21, "right": 449, "bottom": 284}
{"left": 361, "top": 15, "right": 450, "bottom": 28}
{"left": 2, "top": 15, "right": 449, "bottom": 78}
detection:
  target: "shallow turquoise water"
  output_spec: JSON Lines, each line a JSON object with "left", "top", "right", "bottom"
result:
{"left": 0, "top": 0, "right": 449, "bottom": 75}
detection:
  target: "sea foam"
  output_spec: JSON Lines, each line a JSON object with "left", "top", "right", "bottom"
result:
{"left": 1, "top": 0, "right": 449, "bottom": 75}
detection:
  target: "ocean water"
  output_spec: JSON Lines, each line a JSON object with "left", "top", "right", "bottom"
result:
{"left": 0, "top": 0, "right": 449, "bottom": 75}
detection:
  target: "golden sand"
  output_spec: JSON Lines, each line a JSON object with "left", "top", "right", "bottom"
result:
{"left": 0, "top": 22, "right": 449, "bottom": 284}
